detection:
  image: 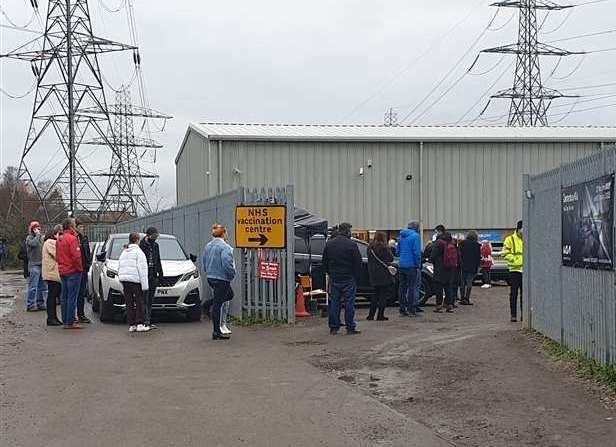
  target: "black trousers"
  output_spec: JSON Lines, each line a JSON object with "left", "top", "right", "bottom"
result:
{"left": 369, "top": 284, "right": 391, "bottom": 319}
{"left": 46, "top": 280, "right": 61, "bottom": 322}
{"left": 433, "top": 281, "right": 454, "bottom": 307}
{"left": 122, "top": 282, "right": 145, "bottom": 326}
{"left": 509, "top": 272, "right": 523, "bottom": 319}
{"left": 208, "top": 279, "right": 234, "bottom": 336}
{"left": 144, "top": 276, "right": 158, "bottom": 325}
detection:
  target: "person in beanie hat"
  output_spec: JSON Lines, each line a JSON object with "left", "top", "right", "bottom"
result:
{"left": 25, "top": 221, "right": 47, "bottom": 311}
{"left": 139, "top": 227, "right": 163, "bottom": 328}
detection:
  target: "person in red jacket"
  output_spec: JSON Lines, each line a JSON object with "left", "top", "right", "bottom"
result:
{"left": 480, "top": 240, "right": 493, "bottom": 289}
{"left": 56, "top": 218, "right": 84, "bottom": 329}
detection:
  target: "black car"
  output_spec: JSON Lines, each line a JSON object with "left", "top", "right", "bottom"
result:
{"left": 294, "top": 235, "right": 434, "bottom": 306}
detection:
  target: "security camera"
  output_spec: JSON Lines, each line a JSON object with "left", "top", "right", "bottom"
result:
{"left": 359, "top": 167, "right": 365, "bottom": 176}
{"left": 367, "top": 159, "right": 373, "bottom": 168}
{"left": 233, "top": 167, "right": 242, "bottom": 175}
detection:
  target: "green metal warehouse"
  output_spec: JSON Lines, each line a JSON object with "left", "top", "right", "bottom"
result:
{"left": 175, "top": 122, "right": 616, "bottom": 241}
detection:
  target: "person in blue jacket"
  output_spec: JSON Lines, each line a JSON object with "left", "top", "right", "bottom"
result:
{"left": 397, "top": 221, "right": 422, "bottom": 316}
{"left": 203, "top": 224, "right": 236, "bottom": 340}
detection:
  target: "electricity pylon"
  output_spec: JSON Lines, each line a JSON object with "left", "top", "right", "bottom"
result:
{"left": 482, "top": 0, "right": 582, "bottom": 126}
{"left": 384, "top": 107, "right": 399, "bottom": 127}
{"left": 1, "top": 0, "right": 134, "bottom": 222}
{"left": 83, "top": 86, "right": 171, "bottom": 219}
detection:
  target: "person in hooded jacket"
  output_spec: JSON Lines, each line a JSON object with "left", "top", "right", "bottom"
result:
{"left": 367, "top": 232, "right": 394, "bottom": 321}
{"left": 458, "top": 230, "right": 481, "bottom": 305}
{"left": 42, "top": 225, "right": 63, "bottom": 326}
{"left": 430, "top": 232, "right": 457, "bottom": 313}
{"left": 396, "top": 221, "right": 422, "bottom": 316}
{"left": 118, "top": 232, "right": 150, "bottom": 333}
{"left": 25, "top": 221, "right": 47, "bottom": 312}
{"left": 56, "top": 218, "right": 84, "bottom": 329}
{"left": 139, "top": 227, "right": 164, "bottom": 328}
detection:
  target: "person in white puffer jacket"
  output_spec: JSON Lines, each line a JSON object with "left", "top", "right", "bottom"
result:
{"left": 118, "top": 233, "right": 150, "bottom": 333}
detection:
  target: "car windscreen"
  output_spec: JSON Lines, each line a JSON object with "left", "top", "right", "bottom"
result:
{"left": 108, "top": 238, "right": 129, "bottom": 260}
{"left": 158, "top": 238, "right": 188, "bottom": 261}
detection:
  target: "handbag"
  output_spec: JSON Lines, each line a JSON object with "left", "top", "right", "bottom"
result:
{"left": 370, "top": 248, "right": 397, "bottom": 276}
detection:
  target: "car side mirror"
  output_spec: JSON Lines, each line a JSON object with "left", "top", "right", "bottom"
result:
{"left": 96, "top": 252, "right": 106, "bottom": 262}
{"left": 189, "top": 254, "right": 197, "bottom": 263}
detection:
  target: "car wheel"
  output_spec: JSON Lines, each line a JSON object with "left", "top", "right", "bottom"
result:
{"left": 99, "top": 290, "right": 114, "bottom": 323}
{"left": 186, "top": 304, "right": 203, "bottom": 322}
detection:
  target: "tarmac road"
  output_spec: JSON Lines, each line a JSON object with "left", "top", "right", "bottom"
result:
{"left": 0, "top": 270, "right": 450, "bottom": 447}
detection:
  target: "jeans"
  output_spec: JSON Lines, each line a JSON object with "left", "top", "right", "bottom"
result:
{"left": 509, "top": 271, "right": 523, "bottom": 319}
{"left": 208, "top": 279, "right": 234, "bottom": 335}
{"left": 46, "top": 280, "right": 61, "bottom": 322}
{"left": 398, "top": 267, "right": 419, "bottom": 314}
{"left": 144, "top": 276, "right": 158, "bottom": 325}
{"left": 77, "top": 271, "right": 88, "bottom": 318}
{"left": 221, "top": 301, "right": 230, "bottom": 327}
{"left": 482, "top": 269, "right": 491, "bottom": 285}
{"left": 26, "top": 265, "right": 47, "bottom": 309}
{"left": 122, "top": 282, "right": 145, "bottom": 326}
{"left": 61, "top": 273, "right": 81, "bottom": 325}
{"left": 415, "top": 268, "right": 422, "bottom": 306}
{"left": 329, "top": 279, "right": 357, "bottom": 330}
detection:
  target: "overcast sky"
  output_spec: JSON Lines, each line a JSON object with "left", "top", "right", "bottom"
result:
{"left": 1, "top": 0, "right": 615, "bottom": 211}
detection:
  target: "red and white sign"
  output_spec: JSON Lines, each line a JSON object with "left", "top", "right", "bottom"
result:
{"left": 258, "top": 261, "right": 281, "bottom": 281}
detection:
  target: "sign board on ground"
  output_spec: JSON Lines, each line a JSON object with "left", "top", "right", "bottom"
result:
{"left": 258, "top": 260, "right": 281, "bottom": 281}
{"left": 562, "top": 174, "right": 614, "bottom": 270}
{"left": 236, "top": 205, "right": 287, "bottom": 249}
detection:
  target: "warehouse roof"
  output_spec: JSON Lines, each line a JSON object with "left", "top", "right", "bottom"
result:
{"left": 178, "top": 122, "right": 616, "bottom": 162}
{"left": 189, "top": 122, "right": 616, "bottom": 143}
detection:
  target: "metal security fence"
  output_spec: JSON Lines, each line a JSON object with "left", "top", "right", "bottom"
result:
{"left": 523, "top": 146, "right": 616, "bottom": 365}
{"left": 94, "top": 186, "right": 295, "bottom": 322}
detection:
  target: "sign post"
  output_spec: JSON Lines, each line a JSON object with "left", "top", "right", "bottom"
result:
{"left": 235, "top": 205, "right": 287, "bottom": 249}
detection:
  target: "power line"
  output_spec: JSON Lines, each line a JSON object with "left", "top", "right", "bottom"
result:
{"left": 546, "top": 28, "right": 616, "bottom": 43}
{"left": 400, "top": 9, "right": 501, "bottom": 124}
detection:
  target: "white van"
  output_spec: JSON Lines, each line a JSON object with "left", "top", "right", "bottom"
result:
{"left": 91, "top": 233, "right": 203, "bottom": 322}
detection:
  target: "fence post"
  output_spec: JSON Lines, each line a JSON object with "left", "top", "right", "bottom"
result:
{"left": 523, "top": 174, "right": 532, "bottom": 329}
{"left": 286, "top": 185, "right": 295, "bottom": 324}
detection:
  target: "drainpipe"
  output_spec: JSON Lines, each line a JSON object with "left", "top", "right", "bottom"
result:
{"left": 419, "top": 141, "right": 424, "bottom": 240}
{"left": 217, "top": 140, "right": 223, "bottom": 195}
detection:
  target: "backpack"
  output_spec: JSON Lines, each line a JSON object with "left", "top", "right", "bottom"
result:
{"left": 443, "top": 241, "right": 459, "bottom": 269}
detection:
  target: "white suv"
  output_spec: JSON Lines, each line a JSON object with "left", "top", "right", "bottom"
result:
{"left": 91, "top": 233, "right": 203, "bottom": 322}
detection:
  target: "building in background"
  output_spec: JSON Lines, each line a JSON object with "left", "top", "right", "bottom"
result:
{"left": 175, "top": 123, "right": 616, "bottom": 242}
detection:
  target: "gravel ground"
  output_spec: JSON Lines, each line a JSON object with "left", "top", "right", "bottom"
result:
{"left": 2, "top": 270, "right": 615, "bottom": 446}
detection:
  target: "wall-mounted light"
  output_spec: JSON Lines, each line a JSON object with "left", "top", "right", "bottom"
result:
{"left": 359, "top": 167, "right": 364, "bottom": 176}
{"left": 406, "top": 174, "right": 413, "bottom": 181}
{"left": 233, "top": 167, "right": 242, "bottom": 175}
{"left": 367, "top": 159, "right": 373, "bottom": 168}
{"left": 525, "top": 189, "right": 534, "bottom": 200}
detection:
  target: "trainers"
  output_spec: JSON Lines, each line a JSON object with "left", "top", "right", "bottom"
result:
{"left": 329, "top": 328, "right": 339, "bottom": 335}
{"left": 481, "top": 284, "right": 491, "bottom": 289}
{"left": 136, "top": 324, "right": 151, "bottom": 332}
{"left": 64, "top": 323, "right": 83, "bottom": 329}
{"left": 129, "top": 325, "right": 137, "bottom": 332}
{"left": 221, "top": 324, "right": 232, "bottom": 335}
{"left": 37, "top": 305, "right": 47, "bottom": 311}
{"left": 78, "top": 315, "right": 91, "bottom": 324}
{"left": 346, "top": 328, "right": 361, "bottom": 335}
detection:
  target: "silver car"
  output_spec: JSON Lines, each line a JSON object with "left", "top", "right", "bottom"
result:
{"left": 91, "top": 233, "right": 204, "bottom": 322}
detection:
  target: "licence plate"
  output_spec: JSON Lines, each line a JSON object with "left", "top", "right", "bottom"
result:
{"left": 156, "top": 288, "right": 169, "bottom": 296}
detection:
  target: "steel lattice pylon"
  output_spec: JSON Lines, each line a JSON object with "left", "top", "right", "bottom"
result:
{"left": 83, "top": 86, "right": 170, "bottom": 220}
{"left": 482, "top": 0, "right": 582, "bottom": 126}
{"left": 384, "top": 107, "right": 399, "bottom": 127}
{"left": 1, "top": 0, "right": 134, "bottom": 223}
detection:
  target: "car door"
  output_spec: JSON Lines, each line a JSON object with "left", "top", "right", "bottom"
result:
{"left": 91, "top": 242, "right": 105, "bottom": 298}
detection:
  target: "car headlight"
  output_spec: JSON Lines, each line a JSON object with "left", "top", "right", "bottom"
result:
{"left": 106, "top": 268, "right": 118, "bottom": 278}
{"left": 180, "top": 270, "right": 199, "bottom": 282}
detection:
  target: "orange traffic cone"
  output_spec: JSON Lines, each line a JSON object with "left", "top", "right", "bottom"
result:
{"left": 295, "top": 285, "right": 310, "bottom": 317}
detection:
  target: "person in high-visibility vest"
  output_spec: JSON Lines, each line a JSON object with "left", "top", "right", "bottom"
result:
{"left": 503, "top": 220, "right": 524, "bottom": 322}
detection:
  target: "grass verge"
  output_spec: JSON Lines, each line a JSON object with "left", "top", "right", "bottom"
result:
{"left": 525, "top": 328, "right": 616, "bottom": 393}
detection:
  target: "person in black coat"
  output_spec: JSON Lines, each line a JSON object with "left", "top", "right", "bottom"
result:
{"left": 458, "top": 230, "right": 481, "bottom": 305}
{"left": 430, "top": 232, "right": 457, "bottom": 313}
{"left": 139, "top": 227, "right": 164, "bottom": 327}
{"left": 367, "top": 232, "right": 394, "bottom": 321}
{"left": 76, "top": 219, "right": 92, "bottom": 323}
{"left": 322, "top": 222, "right": 362, "bottom": 335}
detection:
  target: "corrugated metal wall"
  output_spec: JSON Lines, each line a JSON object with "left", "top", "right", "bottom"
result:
{"left": 524, "top": 147, "right": 616, "bottom": 365}
{"left": 176, "top": 130, "right": 600, "bottom": 231}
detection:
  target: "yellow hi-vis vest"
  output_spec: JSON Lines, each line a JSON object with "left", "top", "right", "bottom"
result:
{"left": 503, "top": 232, "right": 524, "bottom": 273}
